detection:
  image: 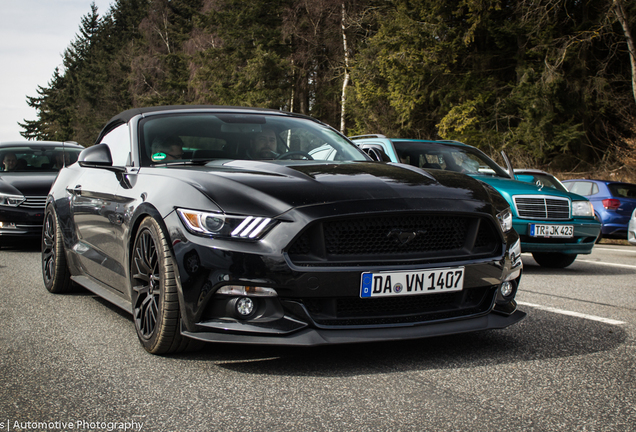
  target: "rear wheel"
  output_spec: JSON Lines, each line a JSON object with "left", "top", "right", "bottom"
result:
{"left": 131, "top": 217, "right": 198, "bottom": 354}
{"left": 531, "top": 252, "right": 577, "bottom": 268}
{"left": 42, "top": 205, "right": 73, "bottom": 293}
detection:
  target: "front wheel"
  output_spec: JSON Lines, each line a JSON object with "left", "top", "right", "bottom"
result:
{"left": 531, "top": 252, "right": 577, "bottom": 268}
{"left": 131, "top": 217, "right": 198, "bottom": 354}
{"left": 42, "top": 205, "right": 73, "bottom": 293}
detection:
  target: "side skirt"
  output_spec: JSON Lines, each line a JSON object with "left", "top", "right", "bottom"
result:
{"left": 71, "top": 275, "right": 133, "bottom": 315}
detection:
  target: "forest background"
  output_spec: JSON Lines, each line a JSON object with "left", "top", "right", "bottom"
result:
{"left": 20, "top": 0, "right": 636, "bottom": 181}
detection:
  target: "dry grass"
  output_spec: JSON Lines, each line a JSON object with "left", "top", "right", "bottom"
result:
{"left": 556, "top": 165, "right": 636, "bottom": 184}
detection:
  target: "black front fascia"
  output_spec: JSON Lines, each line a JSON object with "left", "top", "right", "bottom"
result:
{"left": 166, "top": 196, "right": 518, "bottom": 340}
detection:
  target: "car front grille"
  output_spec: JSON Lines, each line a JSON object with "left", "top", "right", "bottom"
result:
{"left": 513, "top": 196, "right": 570, "bottom": 220}
{"left": 19, "top": 196, "right": 47, "bottom": 210}
{"left": 295, "top": 286, "right": 496, "bottom": 326}
{"left": 287, "top": 213, "right": 502, "bottom": 267}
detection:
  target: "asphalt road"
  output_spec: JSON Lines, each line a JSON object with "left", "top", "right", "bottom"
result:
{"left": 1, "top": 241, "right": 634, "bottom": 432}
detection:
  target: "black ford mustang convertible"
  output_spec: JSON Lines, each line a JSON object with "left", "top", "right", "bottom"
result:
{"left": 42, "top": 105, "right": 525, "bottom": 354}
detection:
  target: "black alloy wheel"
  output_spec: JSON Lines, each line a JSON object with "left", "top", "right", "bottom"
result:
{"left": 131, "top": 217, "right": 194, "bottom": 354}
{"left": 42, "top": 205, "right": 73, "bottom": 293}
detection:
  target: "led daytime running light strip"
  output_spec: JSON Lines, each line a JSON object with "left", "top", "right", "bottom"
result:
{"left": 231, "top": 216, "right": 272, "bottom": 238}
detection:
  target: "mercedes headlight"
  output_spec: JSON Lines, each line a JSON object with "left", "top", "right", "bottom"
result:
{"left": 497, "top": 208, "right": 513, "bottom": 233}
{"left": 0, "top": 193, "right": 25, "bottom": 207}
{"left": 572, "top": 200, "right": 594, "bottom": 217}
{"left": 177, "top": 208, "right": 277, "bottom": 239}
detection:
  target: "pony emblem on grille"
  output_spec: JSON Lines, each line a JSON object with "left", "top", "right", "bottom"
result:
{"left": 387, "top": 228, "right": 426, "bottom": 245}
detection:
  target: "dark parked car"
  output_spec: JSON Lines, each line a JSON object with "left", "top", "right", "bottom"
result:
{"left": 351, "top": 137, "right": 601, "bottom": 268}
{"left": 562, "top": 179, "right": 636, "bottom": 240}
{"left": 0, "top": 141, "right": 83, "bottom": 246}
{"left": 43, "top": 106, "right": 524, "bottom": 355}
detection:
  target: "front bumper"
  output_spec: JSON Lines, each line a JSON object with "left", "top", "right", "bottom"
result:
{"left": 0, "top": 206, "right": 46, "bottom": 239}
{"left": 514, "top": 219, "right": 600, "bottom": 255}
{"left": 167, "top": 206, "right": 524, "bottom": 346}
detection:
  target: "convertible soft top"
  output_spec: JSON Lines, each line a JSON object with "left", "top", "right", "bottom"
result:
{"left": 96, "top": 105, "right": 294, "bottom": 144}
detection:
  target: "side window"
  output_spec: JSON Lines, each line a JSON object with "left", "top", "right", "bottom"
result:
{"left": 365, "top": 141, "right": 389, "bottom": 154}
{"left": 591, "top": 184, "right": 599, "bottom": 195}
{"left": 99, "top": 124, "right": 131, "bottom": 166}
{"left": 569, "top": 181, "right": 593, "bottom": 196}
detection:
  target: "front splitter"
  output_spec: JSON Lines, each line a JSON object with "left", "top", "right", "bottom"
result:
{"left": 181, "top": 309, "right": 527, "bottom": 346}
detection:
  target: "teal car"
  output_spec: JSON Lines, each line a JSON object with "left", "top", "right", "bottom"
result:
{"left": 351, "top": 136, "right": 601, "bottom": 268}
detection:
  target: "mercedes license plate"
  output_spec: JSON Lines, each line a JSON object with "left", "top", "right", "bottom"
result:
{"left": 360, "top": 267, "right": 464, "bottom": 298}
{"left": 529, "top": 224, "right": 573, "bottom": 238}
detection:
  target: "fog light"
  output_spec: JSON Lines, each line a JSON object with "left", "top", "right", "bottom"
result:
{"left": 217, "top": 285, "right": 277, "bottom": 297}
{"left": 236, "top": 297, "right": 255, "bottom": 317}
{"left": 500, "top": 281, "right": 513, "bottom": 297}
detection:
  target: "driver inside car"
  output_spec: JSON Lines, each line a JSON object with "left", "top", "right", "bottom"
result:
{"left": 151, "top": 135, "right": 185, "bottom": 162}
{"left": 248, "top": 127, "right": 278, "bottom": 159}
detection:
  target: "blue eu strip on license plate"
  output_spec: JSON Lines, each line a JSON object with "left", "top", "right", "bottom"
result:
{"left": 360, "top": 267, "right": 464, "bottom": 298}
{"left": 529, "top": 224, "right": 574, "bottom": 238}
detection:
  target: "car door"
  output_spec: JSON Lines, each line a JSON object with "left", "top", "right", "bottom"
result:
{"left": 70, "top": 124, "right": 132, "bottom": 292}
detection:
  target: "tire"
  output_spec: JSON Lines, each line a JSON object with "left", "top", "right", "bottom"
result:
{"left": 531, "top": 252, "right": 577, "bottom": 268}
{"left": 131, "top": 217, "right": 198, "bottom": 355}
{"left": 42, "top": 205, "right": 73, "bottom": 293}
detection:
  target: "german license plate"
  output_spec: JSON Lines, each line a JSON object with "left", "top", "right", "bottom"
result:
{"left": 529, "top": 224, "right": 573, "bottom": 238}
{"left": 360, "top": 267, "right": 464, "bottom": 298}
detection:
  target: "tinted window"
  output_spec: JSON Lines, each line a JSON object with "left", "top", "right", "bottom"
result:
{"left": 608, "top": 183, "right": 636, "bottom": 199}
{"left": 392, "top": 141, "right": 510, "bottom": 177}
{"left": 138, "top": 113, "right": 367, "bottom": 166}
{"left": 99, "top": 124, "right": 131, "bottom": 166}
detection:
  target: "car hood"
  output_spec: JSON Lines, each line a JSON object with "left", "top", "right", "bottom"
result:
{"left": 472, "top": 175, "right": 588, "bottom": 202}
{"left": 153, "top": 161, "right": 501, "bottom": 216}
{"left": 0, "top": 172, "right": 58, "bottom": 196}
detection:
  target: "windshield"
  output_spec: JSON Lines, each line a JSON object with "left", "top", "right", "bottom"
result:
{"left": 392, "top": 141, "right": 510, "bottom": 177}
{"left": 0, "top": 146, "right": 82, "bottom": 172}
{"left": 517, "top": 172, "right": 568, "bottom": 192}
{"left": 139, "top": 113, "right": 368, "bottom": 166}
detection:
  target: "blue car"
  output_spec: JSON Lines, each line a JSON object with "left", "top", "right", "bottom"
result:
{"left": 351, "top": 136, "right": 601, "bottom": 268}
{"left": 562, "top": 179, "right": 636, "bottom": 240}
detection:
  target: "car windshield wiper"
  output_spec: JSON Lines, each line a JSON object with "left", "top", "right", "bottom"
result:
{"left": 155, "top": 159, "right": 223, "bottom": 166}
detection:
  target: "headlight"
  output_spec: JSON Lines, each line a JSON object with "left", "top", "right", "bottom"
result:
{"left": 497, "top": 208, "right": 513, "bottom": 233}
{"left": 0, "top": 193, "right": 25, "bottom": 207}
{"left": 572, "top": 200, "right": 594, "bottom": 217}
{"left": 177, "top": 208, "right": 276, "bottom": 239}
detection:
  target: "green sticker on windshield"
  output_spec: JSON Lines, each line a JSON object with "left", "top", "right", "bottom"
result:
{"left": 152, "top": 152, "right": 167, "bottom": 162}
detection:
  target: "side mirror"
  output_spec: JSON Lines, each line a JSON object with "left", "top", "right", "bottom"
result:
{"left": 78, "top": 143, "right": 125, "bottom": 173}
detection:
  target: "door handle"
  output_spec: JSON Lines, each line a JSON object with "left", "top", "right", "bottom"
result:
{"left": 67, "top": 185, "right": 82, "bottom": 195}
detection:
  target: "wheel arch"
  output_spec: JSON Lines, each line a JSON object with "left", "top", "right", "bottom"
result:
{"left": 127, "top": 203, "right": 188, "bottom": 322}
